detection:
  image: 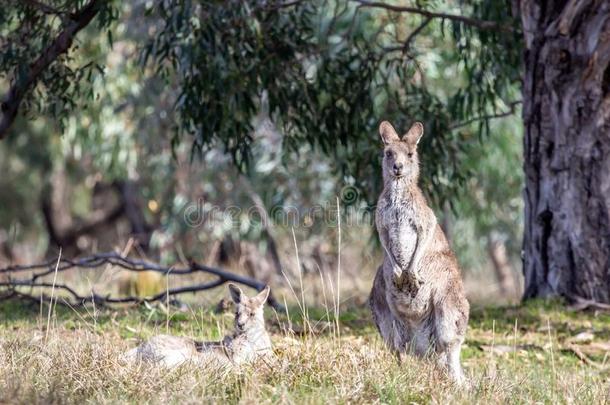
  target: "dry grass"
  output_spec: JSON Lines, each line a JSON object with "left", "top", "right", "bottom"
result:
{"left": 0, "top": 294, "right": 609, "bottom": 404}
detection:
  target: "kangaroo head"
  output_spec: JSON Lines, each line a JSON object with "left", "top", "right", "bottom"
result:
{"left": 228, "top": 283, "right": 270, "bottom": 334}
{"left": 379, "top": 121, "right": 424, "bottom": 183}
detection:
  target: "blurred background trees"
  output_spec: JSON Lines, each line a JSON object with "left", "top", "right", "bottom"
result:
{"left": 0, "top": 0, "right": 528, "bottom": 303}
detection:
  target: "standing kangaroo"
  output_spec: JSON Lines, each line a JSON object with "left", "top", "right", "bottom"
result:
{"left": 122, "top": 284, "right": 273, "bottom": 369}
{"left": 369, "top": 120, "right": 469, "bottom": 384}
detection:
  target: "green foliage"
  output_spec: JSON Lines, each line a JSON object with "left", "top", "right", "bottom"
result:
{"left": 0, "top": 1, "right": 523, "bottom": 207}
{"left": 0, "top": 0, "right": 118, "bottom": 131}
{"left": 142, "top": 0, "right": 522, "bottom": 206}
{"left": 449, "top": 116, "right": 524, "bottom": 273}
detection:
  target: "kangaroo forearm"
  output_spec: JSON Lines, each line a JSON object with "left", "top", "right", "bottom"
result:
{"left": 378, "top": 227, "right": 394, "bottom": 261}
{"left": 379, "top": 227, "right": 404, "bottom": 280}
{"left": 407, "top": 217, "right": 435, "bottom": 274}
{"left": 383, "top": 242, "right": 401, "bottom": 273}
{"left": 380, "top": 225, "right": 417, "bottom": 271}
{"left": 406, "top": 242, "right": 423, "bottom": 275}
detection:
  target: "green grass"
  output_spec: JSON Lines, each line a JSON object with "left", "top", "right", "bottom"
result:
{"left": 0, "top": 297, "right": 608, "bottom": 404}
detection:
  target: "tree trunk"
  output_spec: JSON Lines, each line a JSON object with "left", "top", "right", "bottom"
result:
{"left": 114, "top": 181, "right": 153, "bottom": 252}
{"left": 519, "top": 0, "right": 610, "bottom": 302}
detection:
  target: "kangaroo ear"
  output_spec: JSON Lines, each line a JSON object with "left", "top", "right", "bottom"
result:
{"left": 254, "top": 286, "right": 271, "bottom": 307}
{"left": 228, "top": 283, "right": 243, "bottom": 304}
{"left": 402, "top": 122, "right": 424, "bottom": 145}
{"left": 379, "top": 121, "right": 400, "bottom": 145}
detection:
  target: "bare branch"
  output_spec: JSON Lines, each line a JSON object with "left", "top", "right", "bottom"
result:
{"left": 563, "top": 344, "right": 607, "bottom": 369}
{"left": 382, "top": 17, "right": 432, "bottom": 54}
{"left": 402, "top": 17, "right": 432, "bottom": 52}
{"left": 449, "top": 100, "right": 522, "bottom": 130}
{"left": 260, "top": 0, "right": 305, "bottom": 10}
{"left": 351, "top": 0, "right": 516, "bottom": 33}
{"left": 0, "top": 252, "right": 283, "bottom": 310}
{"left": 0, "top": 0, "right": 103, "bottom": 139}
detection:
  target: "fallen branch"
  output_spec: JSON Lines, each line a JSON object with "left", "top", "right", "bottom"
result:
{"left": 0, "top": 252, "right": 283, "bottom": 310}
{"left": 567, "top": 295, "right": 610, "bottom": 312}
{"left": 563, "top": 344, "right": 607, "bottom": 370}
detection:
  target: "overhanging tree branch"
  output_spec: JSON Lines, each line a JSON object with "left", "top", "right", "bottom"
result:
{"left": 0, "top": 0, "right": 103, "bottom": 140}
{"left": 449, "top": 100, "right": 522, "bottom": 130}
{"left": 383, "top": 17, "right": 432, "bottom": 54}
{"left": 352, "top": 0, "right": 516, "bottom": 33}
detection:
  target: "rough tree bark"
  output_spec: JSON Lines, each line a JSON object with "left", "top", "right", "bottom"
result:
{"left": 519, "top": 0, "right": 610, "bottom": 302}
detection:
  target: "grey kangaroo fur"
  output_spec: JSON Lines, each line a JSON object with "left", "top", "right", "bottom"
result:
{"left": 370, "top": 120, "right": 470, "bottom": 384}
{"left": 122, "top": 284, "right": 273, "bottom": 369}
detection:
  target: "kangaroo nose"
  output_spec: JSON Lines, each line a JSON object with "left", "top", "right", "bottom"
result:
{"left": 393, "top": 163, "right": 403, "bottom": 175}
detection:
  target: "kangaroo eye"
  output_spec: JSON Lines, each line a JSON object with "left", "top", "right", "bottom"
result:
{"left": 385, "top": 151, "right": 392, "bottom": 158}
{"left": 407, "top": 153, "right": 413, "bottom": 158}
{"left": 249, "top": 312, "right": 255, "bottom": 317}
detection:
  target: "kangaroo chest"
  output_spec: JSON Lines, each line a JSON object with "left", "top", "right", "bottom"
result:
{"left": 225, "top": 333, "right": 273, "bottom": 365}
{"left": 378, "top": 193, "right": 419, "bottom": 256}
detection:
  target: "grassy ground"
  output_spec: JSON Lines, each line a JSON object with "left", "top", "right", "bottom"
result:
{"left": 0, "top": 295, "right": 608, "bottom": 404}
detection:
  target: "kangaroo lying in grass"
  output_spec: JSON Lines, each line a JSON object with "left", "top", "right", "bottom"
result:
{"left": 122, "top": 284, "right": 273, "bottom": 369}
{"left": 370, "top": 121, "right": 470, "bottom": 384}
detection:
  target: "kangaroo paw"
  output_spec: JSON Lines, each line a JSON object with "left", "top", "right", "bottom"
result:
{"left": 394, "top": 271, "right": 421, "bottom": 294}
{"left": 404, "top": 272, "right": 422, "bottom": 295}
{"left": 392, "top": 265, "right": 403, "bottom": 280}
